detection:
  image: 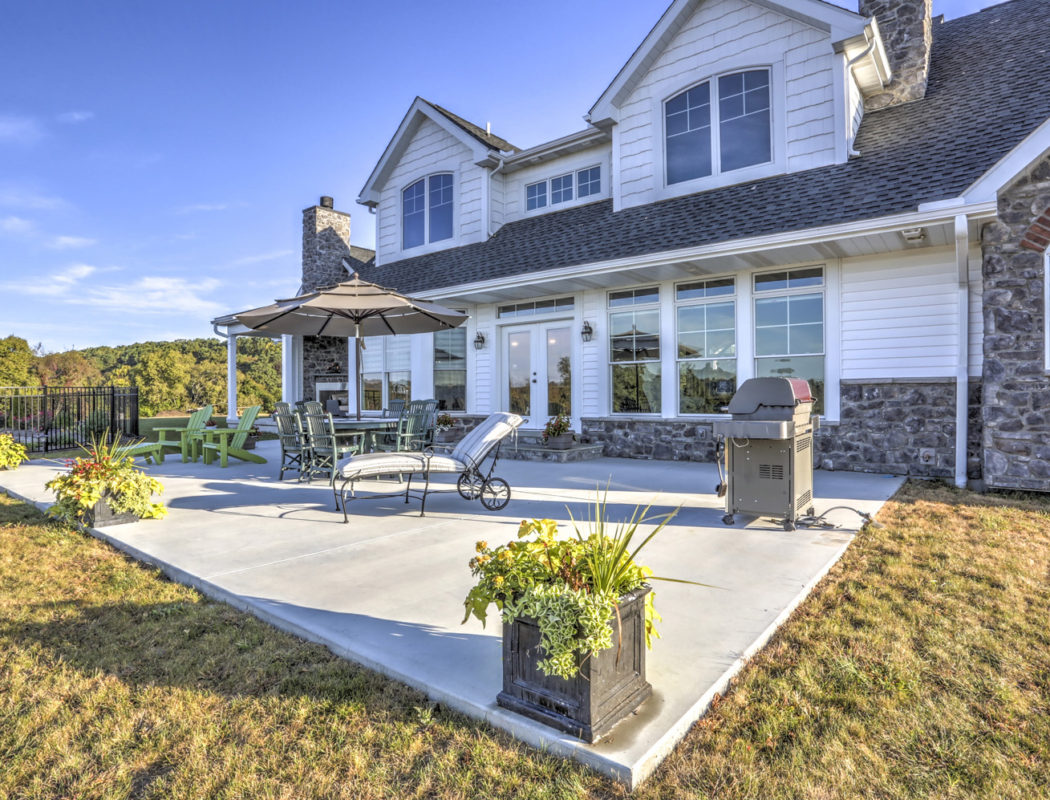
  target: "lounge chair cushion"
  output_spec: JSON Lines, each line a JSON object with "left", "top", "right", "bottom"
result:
{"left": 337, "top": 452, "right": 465, "bottom": 481}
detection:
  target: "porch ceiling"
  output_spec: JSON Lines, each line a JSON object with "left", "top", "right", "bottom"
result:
{"left": 432, "top": 221, "right": 956, "bottom": 304}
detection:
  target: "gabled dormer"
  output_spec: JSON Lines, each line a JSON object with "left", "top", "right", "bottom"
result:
{"left": 586, "top": 0, "right": 891, "bottom": 210}
{"left": 358, "top": 97, "right": 517, "bottom": 266}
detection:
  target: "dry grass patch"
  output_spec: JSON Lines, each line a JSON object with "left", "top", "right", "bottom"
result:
{"left": 0, "top": 481, "right": 1048, "bottom": 799}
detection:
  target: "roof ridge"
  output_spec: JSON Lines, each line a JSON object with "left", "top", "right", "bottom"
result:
{"left": 422, "top": 98, "right": 518, "bottom": 153}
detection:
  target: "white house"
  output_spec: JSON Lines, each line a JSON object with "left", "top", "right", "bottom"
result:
{"left": 216, "top": 0, "right": 1050, "bottom": 492}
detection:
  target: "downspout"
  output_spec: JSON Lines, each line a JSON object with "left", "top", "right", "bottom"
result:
{"left": 488, "top": 156, "right": 506, "bottom": 237}
{"left": 954, "top": 214, "right": 970, "bottom": 489}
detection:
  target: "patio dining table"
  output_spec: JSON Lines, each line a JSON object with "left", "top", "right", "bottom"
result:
{"left": 330, "top": 416, "right": 400, "bottom": 452}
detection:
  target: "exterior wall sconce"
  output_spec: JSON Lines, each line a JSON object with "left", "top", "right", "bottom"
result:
{"left": 474, "top": 332, "right": 486, "bottom": 350}
{"left": 581, "top": 321, "right": 594, "bottom": 343}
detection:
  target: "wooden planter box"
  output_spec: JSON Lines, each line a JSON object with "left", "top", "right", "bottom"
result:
{"left": 434, "top": 430, "right": 458, "bottom": 445}
{"left": 497, "top": 586, "right": 652, "bottom": 742}
{"left": 544, "top": 433, "right": 575, "bottom": 450}
{"left": 82, "top": 496, "right": 139, "bottom": 528}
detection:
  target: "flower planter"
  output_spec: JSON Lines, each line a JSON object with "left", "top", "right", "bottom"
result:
{"left": 544, "top": 433, "right": 575, "bottom": 450}
{"left": 434, "top": 430, "right": 458, "bottom": 445}
{"left": 242, "top": 435, "right": 258, "bottom": 450}
{"left": 82, "top": 496, "right": 139, "bottom": 528}
{"left": 497, "top": 586, "right": 652, "bottom": 742}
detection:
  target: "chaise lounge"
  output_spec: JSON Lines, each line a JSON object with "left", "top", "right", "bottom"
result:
{"left": 334, "top": 412, "right": 523, "bottom": 523}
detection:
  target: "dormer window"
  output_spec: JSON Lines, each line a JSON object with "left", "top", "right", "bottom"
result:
{"left": 525, "top": 165, "right": 603, "bottom": 212}
{"left": 403, "top": 173, "right": 453, "bottom": 249}
{"left": 665, "top": 69, "right": 771, "bottom": 185}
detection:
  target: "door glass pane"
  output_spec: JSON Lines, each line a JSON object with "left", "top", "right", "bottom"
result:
{"left": 546, "top": 327, "right": 571, "bottom": 416}
{"left": 507, "top": 331, "right": 531, "bottom": 416}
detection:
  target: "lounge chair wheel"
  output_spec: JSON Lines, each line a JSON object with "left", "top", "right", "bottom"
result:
{"left": 722, "top": 514, "right": 735, "bottom": 526}
{"left": 479, "top": 477, "right": 510, "bottom": 511}
{"left": 457, "top": 472, "right": 484, "bottom": 500}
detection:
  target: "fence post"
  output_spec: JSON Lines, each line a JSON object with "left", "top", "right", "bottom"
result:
{"left": 110, "top": 385, "right": 117, "bottom": 441}
{"left": 42, "top": 385, "right": 49, "bottom": 453}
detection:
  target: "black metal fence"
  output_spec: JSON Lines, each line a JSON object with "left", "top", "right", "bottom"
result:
{"left": 0, "top": 386, "right": 139, "bottom": 453}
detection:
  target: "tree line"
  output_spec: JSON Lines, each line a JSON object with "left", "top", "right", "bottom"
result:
{"left": 0, "top": 334, "right": 281, "bottom": 417}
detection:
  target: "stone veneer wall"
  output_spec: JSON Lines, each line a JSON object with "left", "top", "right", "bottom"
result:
{"left": 580, "top": 378, "right": 983, "bottom": 481}
{"left": 981, "top": 155, "right": 1050, "bottom": 491}
{"left": 858, "top": 0, "right": 932, "bottom": 110}
{"left": 302, "top": 336, "right": 348, "bottom": 403}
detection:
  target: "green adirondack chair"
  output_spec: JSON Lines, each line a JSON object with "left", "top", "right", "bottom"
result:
{"left": 199, "top": 406, "right": 266, "bottom": 467}
{"left": 154, "top": 405, "right": 213, "bottom": 462}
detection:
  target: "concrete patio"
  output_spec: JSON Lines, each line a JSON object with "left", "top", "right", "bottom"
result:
{"left": 0, "top": 441, "right": 904, "bottom": 789}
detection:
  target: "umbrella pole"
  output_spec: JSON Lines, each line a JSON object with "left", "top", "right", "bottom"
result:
{"left": 355, "top": 327, "right": 362, "bottom": 421}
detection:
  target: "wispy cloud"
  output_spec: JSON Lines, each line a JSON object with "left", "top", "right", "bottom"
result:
{"left": 230, "top": 249, "right": 293, "bottom": 266}
{"left": 0, "top": 215, "right": 35, "bottom": 235}
{"left": 1, "top": 266, "right": 223, "bottom": 317}
{"left": 175, "top": 202, "right": 231, "bottom": 214}
{"left": 0, "top": 115, "right": 43, "bottom": 145}
{"left": 47, "top": 235, "right": 97, "bottom": 250}
{"left": 0, "top": 186, "right": 67, "bottom": 210}
{"left": 56, "top": 110, "right": 94, "bottom": 124}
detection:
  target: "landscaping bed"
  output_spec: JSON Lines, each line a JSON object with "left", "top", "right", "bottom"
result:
{"left": 0, "top": 481, "right": 1047, "bottom": 798}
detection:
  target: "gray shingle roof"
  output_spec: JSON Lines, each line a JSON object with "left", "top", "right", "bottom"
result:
{"left": 426, "top": 100, "right": 518, "bottom": 153}
{"left": 366, "top": 0, "right": 1050, "bottom": 295}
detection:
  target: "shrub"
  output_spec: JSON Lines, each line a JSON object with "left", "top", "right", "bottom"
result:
{"left": 0, "top": 434, "right": 28, "bottom": 470}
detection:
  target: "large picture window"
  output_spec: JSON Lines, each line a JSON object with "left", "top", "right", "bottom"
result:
{"left": 434, "top": 326, "right": 467, "bottom": 412}
{"left": 609, "top": 287, "right": 661, "bottom": 414}
{"left": 402, "top": 173, "right": 453, "bottom": 249}
{"left": 360, "top": 336, "right": 412, "bottom": 411}
{"left": 676, "top": 278, "right": 736, "bottom": 414}
{"left": 665, "top": 69, "right": 771, "bottom": 185}
{"left": 754, "top": 266, "right": 824, "bottom": 412}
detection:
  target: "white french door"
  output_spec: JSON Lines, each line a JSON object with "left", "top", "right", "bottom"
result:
{"left": 502, "top": 322, "right": 573, "bottom": 428}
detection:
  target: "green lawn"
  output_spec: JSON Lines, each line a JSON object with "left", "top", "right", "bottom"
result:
{"left": 0, "top": 481, "right": 1047, "bottom": 798}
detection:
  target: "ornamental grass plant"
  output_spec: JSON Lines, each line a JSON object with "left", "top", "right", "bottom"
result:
{"left": 45, "top": 433, "right": 166, "bottom": 526}
{"left": 464, "top": 491, "right": 705, "bottom": 680}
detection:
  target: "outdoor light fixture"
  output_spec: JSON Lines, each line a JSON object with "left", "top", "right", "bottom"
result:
{"left": 581, "top": 321, "right": 593, "bottom": 342}
{"left": 474, "top": 332, "right": 486, "bottom": 350}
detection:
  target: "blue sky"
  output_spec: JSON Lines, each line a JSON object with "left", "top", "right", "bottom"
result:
{"left": 0, "top": 0, "right": 1000, "bottom": 351}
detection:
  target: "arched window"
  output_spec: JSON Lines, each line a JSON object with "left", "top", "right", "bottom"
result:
{"left": 402, "top": 173, "right": 454, "bottom": 249}
{"left": 665, "top": 69, "right": 771, "bottom": 185}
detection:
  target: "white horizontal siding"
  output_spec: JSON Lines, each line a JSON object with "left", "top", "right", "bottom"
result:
{"left": 580, "top": 290, "right": 605, "bottom": 416}
{"left": 617, "top": 0, "right": 838, "bottom": 209}
{"left": 374, "top": 117, "right": 486, "bottom": 266}
{"left": 473, "top": 303, "right": 496, "bottom": 414}
{"left": 840, "top": 249, "right": 963, "bottom": 379}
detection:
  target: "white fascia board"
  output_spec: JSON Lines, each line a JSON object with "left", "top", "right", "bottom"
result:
{"left": 961, "top": 115, "right": 1050, "bottom": 204}
{"left": 412, "top": 200, "right": 997, "bottom": 300}
{"left": 357, "top": 97, "right": 494, "bottom": 206}
{"left": 496, "top": 127, "right": 611, "bottom": 173}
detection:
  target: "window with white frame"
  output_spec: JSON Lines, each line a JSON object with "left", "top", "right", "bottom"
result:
{"left": 402, "top": 173, "right": 453, "bottom": 249}
{"left": 665, "top": 69, "right": 771, "bottom": 185}
{"left": 525, "top": 166, "right": 602, "bottom": 211}
{"left": 753, "top": 266, "right": 825, "bottom": 413}
{"left": 497, "top": 296, "right": 574, "bottom": 319}
{"left": 609, "top": 287, "right": 661, "bottom": 414}
{"left": 676, "top": 277, "right": 736, "bottom": 414}
{"left": 360, "top": 336, "right": 411, "bottom": 411}
{"left": 434, "top": 326, "right": 467, "bottom": 412}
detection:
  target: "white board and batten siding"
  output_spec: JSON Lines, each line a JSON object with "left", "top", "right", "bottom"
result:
{"left": 374, "top": 117, "right": 488, "bottom": 267}
{"left": 840, "top": 248, "right": 984, "bottom": 380}
{"left": 615, "top": 0, "right": 841, "bottom": 210}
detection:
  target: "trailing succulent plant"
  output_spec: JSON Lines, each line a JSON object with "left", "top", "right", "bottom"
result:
{"left": 0, "top": 434, "right": 28, "bottom": 471}
{"left": 46, "top": 433, "right": 166, "bottom": 526}
{"left": 464, "top": 493, "right": 704, "bottom": 680}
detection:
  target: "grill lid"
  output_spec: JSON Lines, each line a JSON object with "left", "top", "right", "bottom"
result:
{"left": 726, "top": 377, "right": 813, "bottom": 416}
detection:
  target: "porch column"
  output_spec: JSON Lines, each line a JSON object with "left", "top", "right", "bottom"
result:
{"left": 281, "top": 334, "right": 303, "bottom": 404}
{"left": 227, "top": 334, "right": 238, "bottom": 423}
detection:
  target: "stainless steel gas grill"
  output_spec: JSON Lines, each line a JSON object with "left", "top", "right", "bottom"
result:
{"left": 712, "top": 377, "right": 817, "bottom": 531}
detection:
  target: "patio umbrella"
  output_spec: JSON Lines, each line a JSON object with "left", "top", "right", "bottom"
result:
{"left": 235, "top": 269, "right": 467, "bottom": 419}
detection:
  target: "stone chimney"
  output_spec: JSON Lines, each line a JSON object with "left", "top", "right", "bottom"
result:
{"left": 301, "top": 195, "right": 352, "bottom": 293}
{"left": 859, "top": 0, "right": 933, "bottom": 110}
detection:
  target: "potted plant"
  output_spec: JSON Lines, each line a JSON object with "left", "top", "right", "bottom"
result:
{"left": 542, "top": 412, "right": 575, "bottom": 450}
{"left": 0, "top": 434, "right": 28, "bottom": 470}
{"left": 433, "top": 412, "right": 457, "bottom": 444}
{"left": 242, "top": 425, "right": 261, "bottom": 450}
{"left": 46, "top": 434, "right": 166, "bottom": 528}
{"left": 463, "top": 494, "right": 703, "bottom": 742}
